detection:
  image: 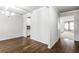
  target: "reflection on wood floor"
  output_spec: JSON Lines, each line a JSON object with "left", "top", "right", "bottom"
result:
{"left": 0, "top": 37, "right": 79, "bottom": 53}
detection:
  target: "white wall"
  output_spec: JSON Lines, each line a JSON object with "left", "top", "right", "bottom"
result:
{"left": 31, "top": 6, "right": 59, "bottom": 48}
{"left": 48, "top": 7, "right": 59, "bottom": 48}
{"left": 0, "top": 14, "right": 23, "bottom": 40}
{"left": 60, "top": 17, "right": 64, "bottom": 33}
{"left": 23, "top": 6, "right": 59, "bottom": 48}
{"left": 74, "top": 12, "right": 79, "bottom": 41}
{"left": 31, "top": 7, "right": 49, "bottom": 44}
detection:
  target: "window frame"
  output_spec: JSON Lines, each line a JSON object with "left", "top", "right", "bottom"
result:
{"left": 64, "top": 21, "right": 74, "bottom": 31}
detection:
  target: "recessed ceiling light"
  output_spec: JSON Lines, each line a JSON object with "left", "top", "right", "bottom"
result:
{"left": 11, "top": 12, "right": 15, "bottom": 16}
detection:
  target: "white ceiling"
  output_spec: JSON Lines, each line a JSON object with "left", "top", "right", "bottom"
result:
{"left": 0, "top": 6, "right": 79, "bottom": 15}
{"left": 0, "top": 6, "right": 42, "bottom": 15}
{"left": 56, "top": 6, "right": 79, "bottom": 13}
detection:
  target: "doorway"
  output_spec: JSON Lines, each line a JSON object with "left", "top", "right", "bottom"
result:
{"left": 26, "top": 17, "right": 31, "bottom": 38}
{"left": 60, "top": 15, "right": 74, "bottom": 40}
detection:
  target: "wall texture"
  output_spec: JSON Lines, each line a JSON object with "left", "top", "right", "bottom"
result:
{"left": 0, "top": 14, "right": 23, "bottom": 40}
{"left": 31, "top": 7, "right": 49, "bottom": 44}
{"left": 48, "top": 7, "right": 59, "bottom": 48}
{"left": 75, "top": 12, "right": 79, "bottom": 41}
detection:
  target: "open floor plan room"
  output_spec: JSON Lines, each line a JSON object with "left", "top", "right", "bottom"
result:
{"left": 0, "top": 6, "right": 79, "bottom": 53}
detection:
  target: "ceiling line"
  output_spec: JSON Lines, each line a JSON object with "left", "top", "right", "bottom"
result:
{"left": 15, "top": 6, "right": 30, "bottom": 13}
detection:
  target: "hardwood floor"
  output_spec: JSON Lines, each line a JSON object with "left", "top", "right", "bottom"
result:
{"left": 0, "top": 37, "right": 79, "bottom": 53}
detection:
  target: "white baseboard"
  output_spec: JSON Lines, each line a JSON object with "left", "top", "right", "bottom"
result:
{"left": 0, "top": 35, "right": 23, "bottom": 41}
{"left": 48, "top": 38, "right": 59, "bottom": 49}
{"left": 31, "top": 38, "right": 48, "bottom": 45}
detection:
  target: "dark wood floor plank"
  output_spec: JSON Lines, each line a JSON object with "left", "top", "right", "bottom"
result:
{"left": 0, "top": 37, "right": 79, "bottom": 53}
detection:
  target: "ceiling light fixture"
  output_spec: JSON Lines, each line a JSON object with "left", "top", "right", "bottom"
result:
{"left": 11, "top": 12, "right": 15, "bottom": 16}
{"left": 0, "top": 6, "right": 16, "bottom": 17}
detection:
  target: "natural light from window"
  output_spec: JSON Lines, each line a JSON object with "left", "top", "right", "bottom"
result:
{"left": 64, "top": 21, "right": 74, "bottom": 31}
{"left": 70, "top": 22, "right": 74, "bottom": 30}
{"left": 64, "top": 22, "right": 69, "bottom": 30}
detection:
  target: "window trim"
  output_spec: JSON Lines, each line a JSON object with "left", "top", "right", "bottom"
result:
{"left": 64, "top": 21, "right": 74, "bottom": 31}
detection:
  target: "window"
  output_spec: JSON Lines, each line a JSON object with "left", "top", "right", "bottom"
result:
{"left": 64, "top": 21, "right": 74, "bottom": 31}
{"left": 70, "top": 22, "right": 74, "bottom": 30}
{"left": 64, "top": 22, "right": 69, "bottom": 30}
